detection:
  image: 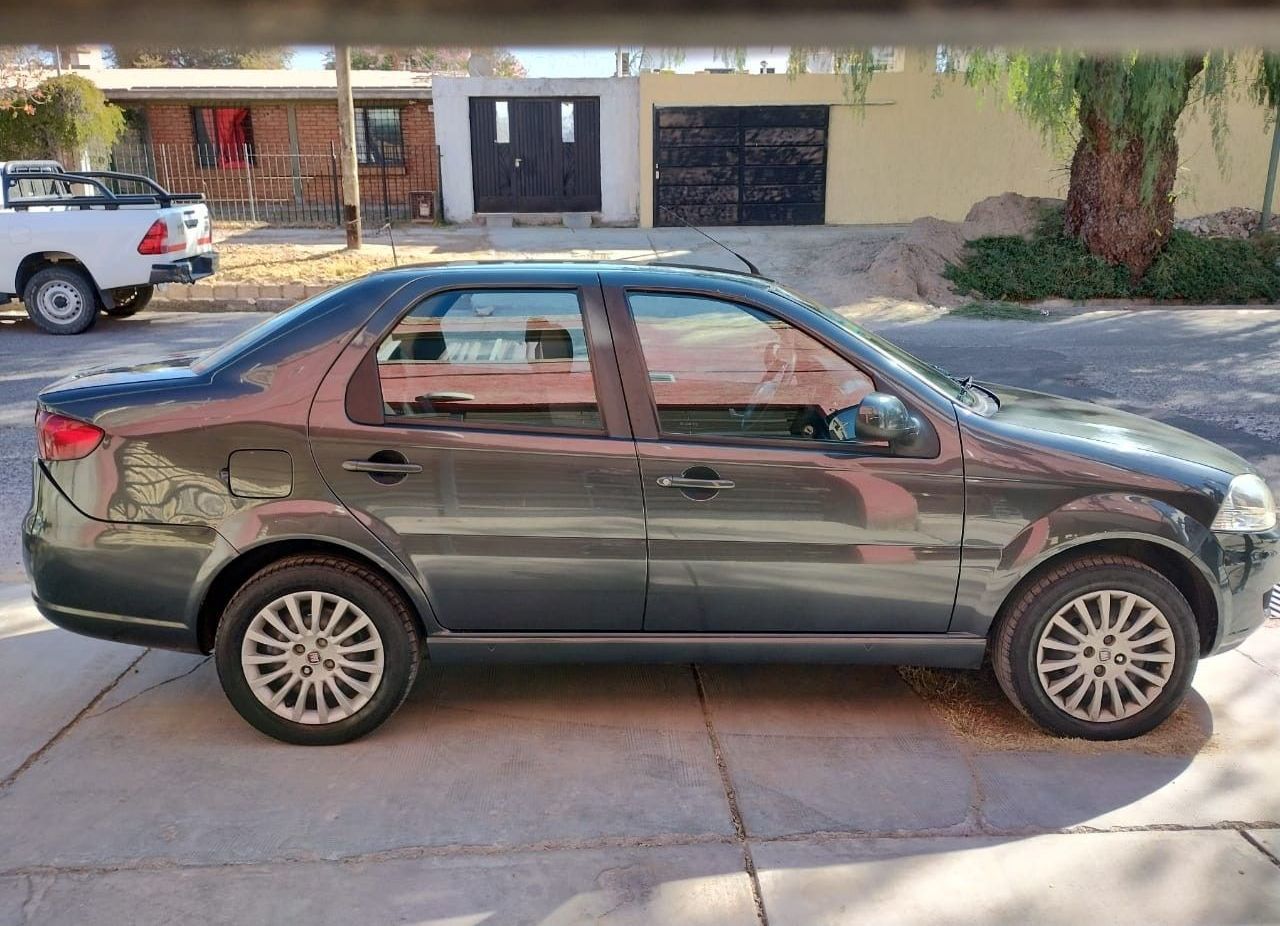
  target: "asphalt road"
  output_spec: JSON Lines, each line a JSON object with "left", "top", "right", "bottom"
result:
{"left": 1, "top": 306, "right": 1278, "bottom": 924}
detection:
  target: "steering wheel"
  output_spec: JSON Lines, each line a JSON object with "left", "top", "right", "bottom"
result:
{"left": 739, "top": 343, "right": 796, "bottom": 431}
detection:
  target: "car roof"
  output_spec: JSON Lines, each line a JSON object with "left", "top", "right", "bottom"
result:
{"left": 369, "top": 260, "right": 777, "bottom": 291}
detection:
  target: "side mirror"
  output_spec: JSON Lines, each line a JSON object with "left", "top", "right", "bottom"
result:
{"left": 830, "top": 393, "right": 920, "bottom": 445}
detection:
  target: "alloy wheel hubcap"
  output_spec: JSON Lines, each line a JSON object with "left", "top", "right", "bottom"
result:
{"left": 1035, "top": 590, "right": 1176, "bottom": 723}
{"left": 240, "top": 591, "right": 384, "bottom": 724}
{"left": 37, "top": 281, "right": 85, "bottom": 322}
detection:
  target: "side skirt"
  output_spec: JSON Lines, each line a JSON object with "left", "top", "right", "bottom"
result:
{"left": 425, "top": 632, "right": 987, "bottom": 668}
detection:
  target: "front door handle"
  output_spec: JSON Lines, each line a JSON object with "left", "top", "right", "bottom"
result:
{"left": 343, "top": 459, "right": 423, "bottom": 475}
{"left": 656, "top": 476, "right": 735, "bottom": 490}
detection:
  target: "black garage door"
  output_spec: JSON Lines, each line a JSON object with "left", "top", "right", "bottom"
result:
{"left": 654, "top": 105, "right": 829, "bottom": 227}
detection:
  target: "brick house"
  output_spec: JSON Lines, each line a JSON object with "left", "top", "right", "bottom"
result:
{"left": 85, "top": 69, "right": 438, "bottom": 223}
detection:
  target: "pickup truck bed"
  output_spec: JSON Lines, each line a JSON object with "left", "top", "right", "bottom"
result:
{"left": 0, "top": 160, "right": 218, "bottom": 334}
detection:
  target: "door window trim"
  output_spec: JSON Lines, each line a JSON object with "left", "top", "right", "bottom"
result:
{"left": 609, "top": 283, "right": 939, "bottom": 458}
{"left": 363, "top": 282, "right": 618, "bottom": 439}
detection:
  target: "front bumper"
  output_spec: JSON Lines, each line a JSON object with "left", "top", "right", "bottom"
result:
{"left": 149, "top": 252, "right": 218, "bottom": 285}
{"left": 22, "top": 460, "right": 229, "bottom": 653}
{"left": 1206, "top": 527, "right": 1280, "bottom": 654}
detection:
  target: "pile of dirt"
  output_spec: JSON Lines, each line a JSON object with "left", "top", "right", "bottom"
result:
{"left": 1176, "top": 206, "right": 1280, "bottom": 239}
{"left": 865, "top": 192, "right": 1064, "bottom": 306}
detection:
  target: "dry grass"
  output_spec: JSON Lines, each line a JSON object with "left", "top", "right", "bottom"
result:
{"left": 898, "top": 665, "right": 1213, "bottom": 757}
{"left": 214, "top": 243, "right": 468, "bottom": 284}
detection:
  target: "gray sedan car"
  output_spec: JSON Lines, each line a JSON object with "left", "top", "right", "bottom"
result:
{"left": 23, "top": 263, "right": 1280, "bottom": 744}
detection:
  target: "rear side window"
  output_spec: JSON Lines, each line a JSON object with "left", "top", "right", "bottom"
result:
{"left": 376, "top": 289, "right": 602, "bottom": 432}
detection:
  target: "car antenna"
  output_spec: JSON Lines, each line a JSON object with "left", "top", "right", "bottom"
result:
{"left": 658, "top": 205, "right": 761, "bottom": 276}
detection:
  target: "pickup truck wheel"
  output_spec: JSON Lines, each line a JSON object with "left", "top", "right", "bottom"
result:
{"left": 23, "top": 266, "right": 100, "bottom": 335}
{"left": 103, "top": 285, "right": 154, "bottom": 318}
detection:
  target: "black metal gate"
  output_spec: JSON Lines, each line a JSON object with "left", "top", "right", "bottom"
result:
{"left": 470, "top": 97, "right": 602, "bottom": 213}
{"left": 654, "top": 105, "right": 829, "bottom": 226}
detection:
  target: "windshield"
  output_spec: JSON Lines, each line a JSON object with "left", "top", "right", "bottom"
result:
{"left": 771, "top": 285, "right": 991, "bottom": 413}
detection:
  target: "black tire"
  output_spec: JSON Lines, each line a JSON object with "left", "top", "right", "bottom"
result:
{"left": 992, "top": 554, "right": 1199, "bottom": 741}
{"left": 215, "top": 555, "right": 422, "bottom": 745}
{"left": 22, "top": 265, "right": 100, "bottom": 335}
{"left": 103, "top": 285, "right": 154, "bottom": 318}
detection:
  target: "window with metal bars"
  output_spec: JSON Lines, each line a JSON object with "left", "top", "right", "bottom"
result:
{"left": 191, "top": 107, "right": 254, "bottom": 168}
{"left": 355, "top": 107, "right": 405, "bottom": 166}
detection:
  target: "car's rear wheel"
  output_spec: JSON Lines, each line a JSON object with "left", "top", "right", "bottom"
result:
{"left": 992, "top": 554, "right": 1199, "bottom": 740}
{"left": 23, "top": 266, "right": 99, "bottom": 335}
{"left": 215, "top": 555, "right": 421, "bottom": 745}
{"left": 102, "top": 285, "right": 154, "bottom": 318}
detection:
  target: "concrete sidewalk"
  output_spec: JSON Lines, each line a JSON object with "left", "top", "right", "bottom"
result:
{"left": 1, "top": 580, "right": 1277, "bottom": 924}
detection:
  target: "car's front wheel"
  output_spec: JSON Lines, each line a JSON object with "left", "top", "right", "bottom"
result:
{"left": 992, "top": 554, "right": 1199, "bottom": 740}
{"left": 215, "top": 555, "right": 422, "bottom": 745}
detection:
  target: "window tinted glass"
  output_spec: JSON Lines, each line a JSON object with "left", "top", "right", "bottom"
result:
{"left": 628, "top": 292, "right": 875, "bottom": 442}
{"left": 377, "top": 289, "right": 601, "bottom": 431}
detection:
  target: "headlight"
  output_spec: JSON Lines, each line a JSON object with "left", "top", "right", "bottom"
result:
{"left": 1211, "top": 474, "right": 1277, "bottom": 532}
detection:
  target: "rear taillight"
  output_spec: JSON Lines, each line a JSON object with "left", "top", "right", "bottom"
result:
{"left": 197, "top": 215, "right": 212, "bottom": 246}
{"left": 137, "top": 219, "right": 185, "bottom": 255}
{"left": 137, "top": 219, "right": 167, "bottom": 255}
{"left": 36, "top": 410, "right": 104, "bottom": 461}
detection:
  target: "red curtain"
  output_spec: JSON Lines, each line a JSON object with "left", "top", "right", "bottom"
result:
{"left": 214, "top": 108, "right": 250, "bottom": 167}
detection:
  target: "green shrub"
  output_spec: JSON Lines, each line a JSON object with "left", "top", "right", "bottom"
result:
{"left": 945, "top": 207, "right": 1280, "bottom": 304}
{"left": 1137, "top": 230, "right": 1280, "bottom": 303}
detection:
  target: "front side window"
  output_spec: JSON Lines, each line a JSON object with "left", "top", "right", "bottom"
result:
{"left": 192, "top": 107, "right": 254, "bottom": 168}
{"left": 355, "top": 107, "right": 405, "bottom": 166}
{"left": 377, "top": 289, "right": 601, "bottom": 432}
{"left": 628, "top": 292, "right": 875, "bottom": 443}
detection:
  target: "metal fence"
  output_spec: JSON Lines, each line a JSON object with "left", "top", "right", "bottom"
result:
{"left": 108, "top": 143, "right": 439, "bottom": 227}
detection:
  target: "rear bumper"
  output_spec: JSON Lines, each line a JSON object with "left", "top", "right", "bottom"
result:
{"left": 22, "top": 459, "right": 230, "bottom": 653}
{"left": 1206, "top": 527, "right": 1280, "bottom": 654}
{"left": 149, "top": 252, "right": 218, "bottom": 285}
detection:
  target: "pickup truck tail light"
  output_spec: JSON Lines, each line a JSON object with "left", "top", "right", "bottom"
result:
{"left": 137, "top": 218, "right": 184, "bottom": 255}
{"left": 197, "top": 215, "right": 213, "bottom": 247}
{"left": 36, "top": 410, "right": 104, "bottom": 461}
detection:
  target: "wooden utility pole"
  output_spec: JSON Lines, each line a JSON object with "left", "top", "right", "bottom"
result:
{"left": 334, "top": 45, "right": 362, "bottom": 249}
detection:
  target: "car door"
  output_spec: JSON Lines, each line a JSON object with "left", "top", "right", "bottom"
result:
{"left": 602, "top": 278, "right": 965, "bottom": 634}
{"left": 309, "top": 271, "right": 647, "bottom": 632}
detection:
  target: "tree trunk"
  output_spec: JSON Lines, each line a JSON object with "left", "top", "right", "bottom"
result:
{"left": 1063, "top": 117, "right": 1178, "bottom": 279}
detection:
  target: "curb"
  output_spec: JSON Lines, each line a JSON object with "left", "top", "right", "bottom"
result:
{"left": 154, "top": 282, "right": 332, "bottom": 312}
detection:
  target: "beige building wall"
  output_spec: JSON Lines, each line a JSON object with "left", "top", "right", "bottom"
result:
{"left": 639, "top": 51, "right": 1275, "bottom": 227}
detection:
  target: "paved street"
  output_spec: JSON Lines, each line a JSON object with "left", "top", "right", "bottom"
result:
{"left": 1, "top": 306, "right": 1278, "bottom": 924}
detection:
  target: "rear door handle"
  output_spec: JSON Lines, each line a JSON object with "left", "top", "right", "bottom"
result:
{"left": 342, "top": 460, "right": 423, "bottom": 475}
{"left": 656, "top": 476, "right": 735, "bottom": 490}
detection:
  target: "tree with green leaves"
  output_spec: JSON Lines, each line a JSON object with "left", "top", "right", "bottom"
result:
{"left": 327, "top": 47, "right": 525, "bottom": 77}
{"left": 802, "top": 48, "right": 1280, "bottom": 278}
{"left": 108, "top": 47, "right": 293, "bottom": 69}
{"left": 0, "top": 73, "right": 125, "bottom": 162}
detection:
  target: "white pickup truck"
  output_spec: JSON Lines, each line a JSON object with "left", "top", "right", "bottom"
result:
{"left": 0, "top": 160, "right": 217, "bottom": 334}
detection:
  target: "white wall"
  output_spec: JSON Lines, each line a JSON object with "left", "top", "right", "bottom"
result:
{"left": 433, "top": 76, "right": 639, "bottom": 224}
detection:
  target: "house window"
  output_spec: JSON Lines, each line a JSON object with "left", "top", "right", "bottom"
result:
{"left": 935, "top": 46, "right": 972, "bottom": 74}
{"left": 356, "top": 107, "right": 404, "bottom": 165}
{"left": 561, "top": 101, "right": 575, "bottom": 143}
{"left": 494, "top": 101, "right": 510, "bottom": 144}
{"left": 191, "top": 107, "right": 254, "bottom": 168}
{"left": 868, "top": 47, "right": 904, "bottom": 72}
